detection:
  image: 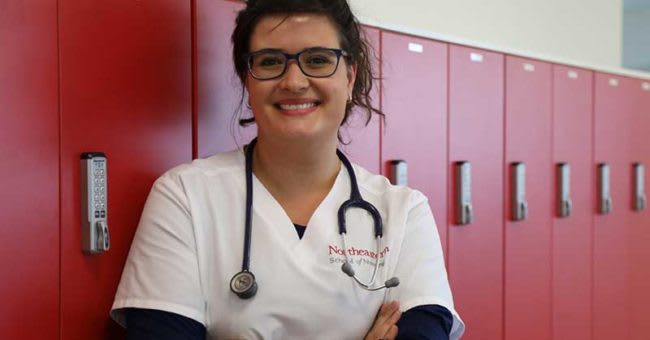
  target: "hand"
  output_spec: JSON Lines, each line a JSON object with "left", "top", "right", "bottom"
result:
{"left": 364, "top": 301, "right": 401, "bottom": 340}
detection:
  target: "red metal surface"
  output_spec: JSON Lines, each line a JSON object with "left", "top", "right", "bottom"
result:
{"left": 339, "top": 26, "right": 381, "bottom": 174}
{"left": 58, "top": 0, "right": 192, "bottom": 338}
{"left": 196, "top": 0, "right": 253, "bottom": 158}
{"left": 593, "top": 73, "right": 635, "bottom": 340}
{"left": 627, "top": 78, "right": 650, "bottom": 340}
{"left": 380, "top": 31, "right": 449, "bottom": 252}
{"left": 447, "top": 45, "right": 504, "bottom": 340}
{"left": 504, "top": 56, "right": 553, "bottom": 340}
{"left": 0, "top": 1, "right": 60, "bottom": 338}
{"left": 551, "top": 65, "right": 594, "bottom": 340}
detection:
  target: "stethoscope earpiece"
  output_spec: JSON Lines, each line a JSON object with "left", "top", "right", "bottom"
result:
{"left": 230, "top": 270, "right": 258, "bottom": 299}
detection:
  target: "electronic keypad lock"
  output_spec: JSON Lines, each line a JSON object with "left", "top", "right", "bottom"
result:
{"left": 454, "top": 161, "right": 473, "bottom": 225}
{"left": 388, "top": 160, "right": 408, "bottom": 186}
{"left": 511, "top": 162, "right": 528, "bottom": 221}
{"left": 557, "top": 163, "right": 572, "bottom": 218}
{"left": 598, "top": 163, "right": 612, "bottom": 214}
{"left": 80, "top": 152, "right": 110, "bottom": 254}
{"left": 634, "top": 163, "right": 646, "bottom": 211}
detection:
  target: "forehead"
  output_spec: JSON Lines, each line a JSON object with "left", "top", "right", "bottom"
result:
{"left": 249, "top": 14, "right": 341, "bottom": 52}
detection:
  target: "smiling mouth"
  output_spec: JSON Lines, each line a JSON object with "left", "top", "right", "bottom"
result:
{"left": 275, "top": 102, "right": 320, "bottom": 110}
{"left": 274, "top": 102, "right": 321, "bottom": 112}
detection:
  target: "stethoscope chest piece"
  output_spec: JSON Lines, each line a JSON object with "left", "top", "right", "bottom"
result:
{"left": 230, "top": 270, "right": 258, "bottom": 299}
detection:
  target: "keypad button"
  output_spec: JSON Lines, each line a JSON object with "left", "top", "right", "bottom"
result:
{"left": 95, "top": 211, "right": 100, "bottom": 218}
{"left": 100, "top": 211, "right": 106, "bottom": 218}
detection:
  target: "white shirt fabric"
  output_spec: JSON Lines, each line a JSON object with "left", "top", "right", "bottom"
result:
{"left": 111, "top": 149, "right": 465, "bottom": 339}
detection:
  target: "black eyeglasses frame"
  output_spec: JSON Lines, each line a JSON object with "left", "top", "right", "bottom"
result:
{"left": 243, "top": 47, "right": 350, "bottom": 81}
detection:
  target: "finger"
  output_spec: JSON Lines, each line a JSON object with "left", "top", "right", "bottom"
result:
{"left": 388, "top": 307, "right": 401, "bottom": 324}
{"left": 384, "top": 325, "right": 399, "bottom": 340}
{"left": 372, "top": 304, "right": 401, "bottom": 338}
{"left": 376, "top": 302, "right": 399, "bottom": 324}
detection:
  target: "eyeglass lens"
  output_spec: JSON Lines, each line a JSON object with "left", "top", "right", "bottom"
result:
{"left": 249, "top": 49, "right": 340, "bottom": 79}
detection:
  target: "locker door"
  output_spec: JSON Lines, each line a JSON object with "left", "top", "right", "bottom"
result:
{"left": 0, "top": 1, "right": 59, "bottom": 338}
{"left": 381, "top": 32, "right": 448, "bottom": 251}
{"left": 593, "top": 73, "right": 635, "bottom": 340}
{"left": 627, "top": 78, "right": 650, "bottom": 340}
{"left": 448, "top": 45, "right": 504, "bottom": 340}
{"left": 504, "top": 56, "right": 553, "bottom": 340}
{"left": 338, "top": 26, "right": 381, "bottom": 174}
{"left": 59, "top": 1, "right": 192, "bottom": 338}
{"left": 196, "top": 0, "right": 253, "bottom": 158}
{"left": 551, "top": 65, "right": 593, "bottom": 340}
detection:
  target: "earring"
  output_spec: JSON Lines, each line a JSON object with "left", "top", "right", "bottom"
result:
{"left": 347, "top": 93, "right": 352, "bottom": 104}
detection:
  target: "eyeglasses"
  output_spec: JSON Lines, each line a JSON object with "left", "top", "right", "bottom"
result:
{"left": 244, "top": 47, "right": 350, "bottom": 80}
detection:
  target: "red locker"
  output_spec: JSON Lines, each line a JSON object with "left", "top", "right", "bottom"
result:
{"left": 338, "top": 26, "right": 381, "bottom": 174}
{"left": 0, "top": 1, "right": 59, "bottom": 338}
{"left": 593, "top": 73, "right": 635, "bottom": 340}
{"left": 504, "top": 56, "right": 553, "bottom": 340}
{"left": 627, "top": 78, "right": 650, "bottom": 340}
{"left": 551, "top": 65, "right": 593, "bottom": 340}
{"left": 381, "top": 32, "right": 449, "bottom": 251}
{"left": 196, "top": 0, "right": 253, "bottom": 158}
{"left": 58, "top": 1, "right": 192, "bottom": 338}
{"left": 447, "top": 45, "right": 504, "bottom": 340}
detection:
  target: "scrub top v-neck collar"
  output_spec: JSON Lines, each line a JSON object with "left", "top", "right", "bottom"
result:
{"left": 249, "top": 163, "right": 347, "bottom": 250}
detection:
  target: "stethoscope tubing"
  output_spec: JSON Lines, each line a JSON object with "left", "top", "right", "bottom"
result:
{"left": 232, "top": 138, "right": 398, "bottom": 299}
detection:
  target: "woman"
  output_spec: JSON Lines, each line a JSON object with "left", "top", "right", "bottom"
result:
{"left": 110, "top": 0, "right": 464, "bottom": 339}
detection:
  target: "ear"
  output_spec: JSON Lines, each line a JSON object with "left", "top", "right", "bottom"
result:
{"left": 346, "top": 62, "right": 358, "bottom": 96}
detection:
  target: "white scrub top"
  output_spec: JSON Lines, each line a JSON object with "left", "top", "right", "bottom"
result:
{"left": 111, "top": 149, "right": 465, "bottom": 339}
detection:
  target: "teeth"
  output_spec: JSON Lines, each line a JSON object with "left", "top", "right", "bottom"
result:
{"left": 279, "top": 103, "right": 316, "bottom": 111}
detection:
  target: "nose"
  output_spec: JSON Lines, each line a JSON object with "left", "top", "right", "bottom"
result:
{"left": 278, "top": 60, "right": 309, "bottom": 93}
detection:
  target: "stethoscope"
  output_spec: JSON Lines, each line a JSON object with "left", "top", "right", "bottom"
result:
{"left": 230, "top": 138, "right": 400, "bottom": 299}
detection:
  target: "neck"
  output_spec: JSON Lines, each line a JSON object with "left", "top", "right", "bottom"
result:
{"left": 252, "top": 135, "right": 341, "bottom": 197}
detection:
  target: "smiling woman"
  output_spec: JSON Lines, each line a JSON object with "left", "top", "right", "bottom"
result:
{"left": 109, "top": 1, "right": 464, "bottom": 339}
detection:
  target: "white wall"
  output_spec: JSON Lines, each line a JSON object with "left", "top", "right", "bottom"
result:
{"left": 349, "top": 0, "right": 622, "bottom": 70}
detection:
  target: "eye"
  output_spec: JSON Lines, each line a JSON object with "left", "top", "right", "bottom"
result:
{"left": 303, "top": 51, "right": 336, "bottom": 68}
{"left": 254, "top": 54, "right": 285, "bottom": 68}
{"left": 306, "top": 56, "right": 332, "bottom": 65}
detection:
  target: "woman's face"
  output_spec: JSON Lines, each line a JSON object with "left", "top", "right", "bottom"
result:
{"left": 245, "top": 14, "right": 356, "bottom": 144}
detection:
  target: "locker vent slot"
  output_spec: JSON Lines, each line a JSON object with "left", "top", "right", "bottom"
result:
{"left": 408, "top": 42, "right": 423, "bottom": 53}
{"left": 470, "top": 53, "right": 484, "bottom": 63}
{"left": 523, "top": 63, "right": 535, "bottom": 72}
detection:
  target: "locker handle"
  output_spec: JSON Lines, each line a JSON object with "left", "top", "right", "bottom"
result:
{"left": 511, "top": 162, "right": 527, "bottom": 221}
{"left": 637, "top": 194, "right": 647, "bottom": 211}
{"left": 518, "top": 201, "right": 528, "bottom": 220}
{"left": 600, "top": 196, "right": 612, "bottom": 214}
{"left": 598, "top": 163, "right": 612, "bottom": 215}
{"left": 460, "top": 203, "right": 474, "bottom": 225}
{"left": 561, "top": 199, "right": 572, "bottom": 218}
{"left": 96, "top": 220, "right": 110, "bottom": 251}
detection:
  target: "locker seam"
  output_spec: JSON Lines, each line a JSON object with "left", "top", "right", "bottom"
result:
{"left": 56, "top": 0, "right": 63, "bottom": 338}
{"left": 589, "top": 72, "right": 596, "bottom": 340}
{"left": 549, "top": 65, "right": 555, "bottom": 340}
{"left": 445, "top": 44, "right": 450, "bottom": 266}
{"left": 378, "top": 30, "right": 383, "bottom": 175}
{"left": 502, "top": 55, "right": 507, "bottom": 340}
{"left": 191, "top": 0, "right": 198, "bottom": 160}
